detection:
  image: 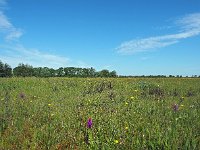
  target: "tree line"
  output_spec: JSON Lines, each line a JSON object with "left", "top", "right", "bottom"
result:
{"left": 0, "top": 60, "right": 117, "bottom": 78}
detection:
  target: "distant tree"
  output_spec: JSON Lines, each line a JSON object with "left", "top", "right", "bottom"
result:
{"left": 82, "top": 68, "right": 90, "bottom": 77}
{"left": 0, "top": 61, "right": 12, "bottom": 77}
{"left": 40, "top": 67, "right": 51, "bottom": 77}
{"left": 0, "top": 60, "right": 5, "bottom": 77}
{"left": 33, "top": 67, "right": 42, "bottom": 77}
{"left": 99, "top": 69, "right": 110, "bottom": 77}
{"left": 75, "top": 68, "right": 83, "bottom": 77}
{"left": 0, "top": 60, "right": 119, "bottom": 78}
{"left": 4, "top": 63, "right": 12, "bottom": 77}
{"left": 49, "top": 68, "right": 56, "bottom": 77}
{"left": 169, "top": 75, "right": 175, "bottom": 78}
{"left": 33, "top": 67, "right": 56, "bottom": 77}
{"left": 56, "top": 67, "right": 65, "bottom": 77}
{"left": 109, "top": 70, "right": 117, "bottom": 77}
{"left": 64, "top": 67, "right": 74, "bottom": 77}
{"left": 13, "top": 63, "right": 34, "bottom": 77}
{"left": 88, "top": 67, "right": 96, "bottom": 77}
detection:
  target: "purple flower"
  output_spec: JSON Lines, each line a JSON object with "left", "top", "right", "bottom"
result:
{"left": 87, "top": 118, "right": 92, "bottom": 128}
{"left": 173, "top": 104, "right": 179, "bottom": 111}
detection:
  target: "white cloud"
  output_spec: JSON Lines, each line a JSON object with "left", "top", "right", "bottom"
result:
{"left": 5, "top": 28, "right": 23, "bottom": 40}
{"left": 0, "top": 44, "right": 70, "bottom": 68}
{"left": 0, "top": 11, "right": 12, "bottom": 29}
{"left": 0, "top": 10, "right": 23, "bottom": 41}
{"left": 117, "top": 13, "right": 200, "bottom": 55}
{"left": 0, "top": 0, "right": 91, "bottom": 69}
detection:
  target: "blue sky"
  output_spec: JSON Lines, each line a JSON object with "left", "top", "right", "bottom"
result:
{"left": 0, "top": 0, "right": 200, "bottom": 76}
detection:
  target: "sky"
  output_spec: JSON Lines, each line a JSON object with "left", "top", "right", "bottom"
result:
{"left": 0, "top": 0, "right": 200, "bottom": 76}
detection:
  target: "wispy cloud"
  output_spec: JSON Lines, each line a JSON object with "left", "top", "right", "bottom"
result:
{"left": 0, "top": 44, "right": 70, "bottom": 68}
{"left": 117, "top": 13, "right": 200, "bottom": 55}
{"left": 0, "top": 0, "right": 88, "bottom": 69}
{"left": 0, "top": 2, "right": 23, "bottom": 41}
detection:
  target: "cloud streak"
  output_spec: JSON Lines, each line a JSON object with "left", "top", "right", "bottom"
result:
{"left": 117, "top": 13, "right": 200, "bottom": 55}
{"left": 0, "top": 0, "right": 82, "bottom": 69}
{"left": 0, "top": 2, "right": 23, "bottom": 41}
{"left": 0, "top": 44, "right": 70, "bottom": 68}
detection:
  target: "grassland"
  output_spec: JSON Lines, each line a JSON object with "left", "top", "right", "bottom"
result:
{"left": 0, "top": 77, "right": 200, "bottom": 149}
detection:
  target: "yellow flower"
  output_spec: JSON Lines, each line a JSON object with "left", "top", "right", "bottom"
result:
{"left": 114, "top": 140, "right": 119, "bottom": 144}
{"left": 125, "top": 126, "right": 128, "bottom": 130}
{"left": 125, "top": 102, "right": 128, "bottom": 105}
{"left": 180, "top": 104, "right": 184, "bottom": 107}
{"left": 130, "top": 96, "right": 134, "bottom": 99}
{"left": 48, "top": 103, "right": 51, "bottom": 106}
{"left": 134, "top": 90, "right": 138, "bottom": 92}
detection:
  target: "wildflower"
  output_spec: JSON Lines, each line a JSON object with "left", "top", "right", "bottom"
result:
{"left": 125, "top": 126, "right": 128, "bottom": 130}
{"left": 134, "top": 90, "right": 138, "bottom": 92}
{"left": 114, "top": 140, "right": 119, "bottom": 144}
{"left": 87, "top": 117, "right": 92, "bottom": 128}
{"left": 48, "top": 103, "right": 52, "bottom": 106}
{"left": 19, "top": 92, "right": 25, "bottom": 99}
{"left": 125, "top": 102, "right": 128, "bottom": 105}
{"left": 179, "top": 96, "right": 184, "bottom": 103}
{"left": 173, "top": 104, "right": 179, "bottom": 111}
{"left": 130, "top": 96, "right": 134, "bottom": 99}
{"left": 51, "top": 113, "right": 54, "bottom": 117}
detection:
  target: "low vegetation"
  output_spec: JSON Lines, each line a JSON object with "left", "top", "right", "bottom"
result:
{"left": 1, "top": 77, "right": 200, "bottom": 149}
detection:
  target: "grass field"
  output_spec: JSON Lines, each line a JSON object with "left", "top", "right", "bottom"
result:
{"left": 0, "top": 77, "right": 200, "bottom": 149}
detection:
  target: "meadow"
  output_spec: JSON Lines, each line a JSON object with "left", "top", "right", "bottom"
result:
{"left": 0, "top": 77, "right": 200, "bottom": 149}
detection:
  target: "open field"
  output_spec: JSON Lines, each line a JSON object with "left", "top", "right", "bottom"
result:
{"left": 0, "top": 77, "right": 200, "bottom": 149}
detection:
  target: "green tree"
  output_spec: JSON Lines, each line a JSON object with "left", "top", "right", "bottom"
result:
{"left": 56, "top": 67, "right": 65, "bottom": 77}
{"left": 109, "top": 70, "right": 117, "bottom": 77}
{"left": 99, "top": 69, "right": 110, "bottom": 77}
{"left": 0, "top": 60, "right": 12, "bottom": 77}
{"left": 4, "top": 63, "right": 12, "bottom": 77}
{"left": 13, "top": 63, "right": 34, "bottom": 77}
{"left": 0, "top": 60, "right": 5, "bottom": 77}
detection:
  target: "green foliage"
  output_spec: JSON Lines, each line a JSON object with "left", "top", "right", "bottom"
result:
{"left": 13, "top": 63, "right": 34, "bottom": 77}
{"left": 0, "top": 78, "right": 200, "bottom": 149}
{"left": 0, "top": 61, "right": 12, "bottom": 77}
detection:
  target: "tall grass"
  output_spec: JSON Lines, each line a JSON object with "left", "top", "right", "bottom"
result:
{"left": 0, "top": 77, "right": 200, "bottom": 149}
